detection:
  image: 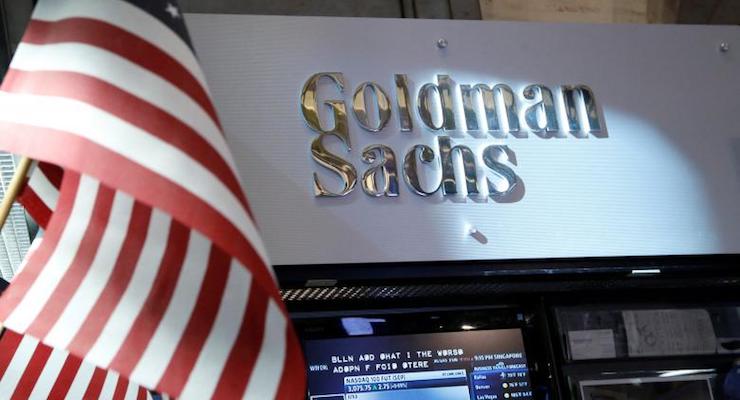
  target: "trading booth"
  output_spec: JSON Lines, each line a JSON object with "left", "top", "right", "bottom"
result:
{"left": 0, "top": 3, "right": 736, "bottom": 397}
{"left": 180, "top": 14, "right": 740, "bottom": 400}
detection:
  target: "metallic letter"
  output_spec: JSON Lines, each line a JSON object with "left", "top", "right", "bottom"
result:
{"left": 361, "top": 145, "right": 399, "bottom": 197}
{"left": 301, "top": 72, "right": 347, "bottom": 135}
{"left": 403, "top": 145, "right": 440, "bottom": 196}
{"left": 523, "top": 84, "right": 559, "bottom": 138}
{"left": 311, "top": 136, "right": 357, "bottom": 197}
{"left": 395, "top": 74, "right": 413, "bottom": 132}
{"left": 301, "top": 73, "right": 357, "bottom": 197}
{"left": 460, "top": 83, "right": 520, "bottom": 136}
{"left": 561, "top": 84, "right": 602, "bottom": 137}
{"left": 438, "top": 136, "right": 479, "bottom": 196}
{"left": 482, "top": 145, "right": 519, "bottom": 200}
{"left": 417, "top": 74, "right": 456, "bottom": 131}
{"left": 352, "top": 82, "right": 391, "bottom": 133}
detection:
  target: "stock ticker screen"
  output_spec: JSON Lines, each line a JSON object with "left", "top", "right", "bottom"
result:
{"left": 304, "top": 328, "right": 533, "bottom": 400}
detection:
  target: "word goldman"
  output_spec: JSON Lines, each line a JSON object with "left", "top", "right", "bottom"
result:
{"left": 300, "top": 72, "right": 605, "bottom": 199}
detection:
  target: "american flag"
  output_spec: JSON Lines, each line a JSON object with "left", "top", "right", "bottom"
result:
{"left": 0, "top": 0, "right": 305, "bottom": 398}
{"left": 0, "top": 330, "right": 153, "bottom": 399}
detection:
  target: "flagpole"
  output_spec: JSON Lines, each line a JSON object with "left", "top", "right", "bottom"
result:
{"left": 0, "top": 156, "right": 32, "bottom": 228}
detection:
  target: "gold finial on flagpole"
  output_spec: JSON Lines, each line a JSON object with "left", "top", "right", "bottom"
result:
{"left": 0, "top": 156, "right": 32, "bottom": 228}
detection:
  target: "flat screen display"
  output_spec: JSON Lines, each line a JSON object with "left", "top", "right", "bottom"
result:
{"left": 304, "top": 328, "right": 533, "bottom": 400}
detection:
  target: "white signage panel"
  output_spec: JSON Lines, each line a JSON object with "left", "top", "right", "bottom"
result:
{"left": 186, "top": 14, "right": 740, "bottom": 266}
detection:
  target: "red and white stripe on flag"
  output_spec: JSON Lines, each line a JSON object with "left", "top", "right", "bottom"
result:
{"left": 0, "top": 0, "right": 306, "bottom": 398}
{"left": 17, "top": 161, "right": 63, "bottom": 228}
{"left": 0, "top": 330, "right": 153, "bottom": 399}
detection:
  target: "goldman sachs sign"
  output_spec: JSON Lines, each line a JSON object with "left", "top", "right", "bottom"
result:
{"left": 300, "top": 73, "right": 605, "bottom": 201}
